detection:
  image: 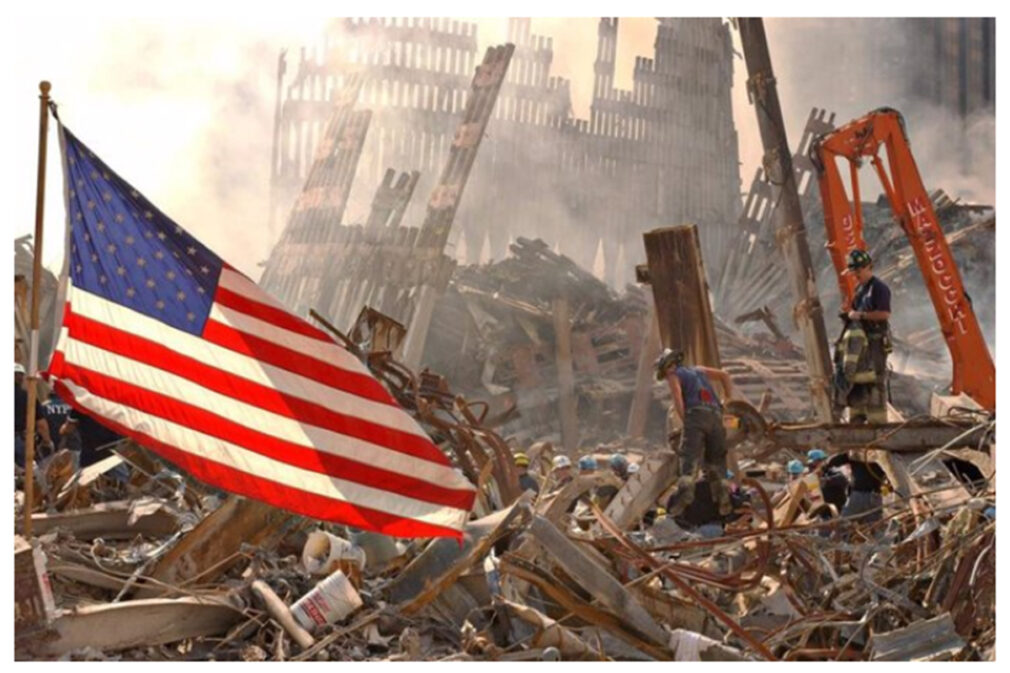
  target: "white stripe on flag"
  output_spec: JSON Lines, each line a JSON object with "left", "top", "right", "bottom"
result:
{"left": 59, "top": 378, "right": 470, "bottom": 529}
{"left": 213, "top": 269, "right": 371, "bottom": 376}
{"left": 66, "top": 286, "right": 428, "bottom": 439}
{"left": 58, "top": 330, "right": 465, "bottom": 487}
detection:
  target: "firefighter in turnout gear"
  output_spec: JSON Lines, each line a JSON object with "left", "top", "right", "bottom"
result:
{"left": 655, "top": 348, "right": 738, "bottom": 518}
{"left": 835, "top": 249, "right": 892, "bottom": 423}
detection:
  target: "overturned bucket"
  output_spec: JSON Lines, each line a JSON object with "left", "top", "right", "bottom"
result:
{"left": 302, "top": 531, "right": 366, "bottom": 587}
{"left": 290, "top": 569, "right": 363, "bottom": 633}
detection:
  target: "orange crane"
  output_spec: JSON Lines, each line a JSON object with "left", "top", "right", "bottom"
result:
{"left": 811, "top": 107, "right": 995, "bottom": 411}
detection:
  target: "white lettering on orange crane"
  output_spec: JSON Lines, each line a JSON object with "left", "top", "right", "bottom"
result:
{"left": 907, "top": 196, "right": 968, "bottom": 336}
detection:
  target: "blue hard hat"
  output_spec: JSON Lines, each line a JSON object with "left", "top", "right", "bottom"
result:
{"left": 578, "top": 455, "right": 598, "bottom": 471}
{"left": 807, "top": 449, "right": 828, "bottom": 463}
{"left": 609, "top": 454, "right": 629, "bottom": 469}
{"left": 787, "top": 459, "right": 804, "bottom": 475}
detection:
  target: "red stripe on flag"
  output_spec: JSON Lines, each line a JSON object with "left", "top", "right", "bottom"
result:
{"left": 214, "top": 285, "right": 332, "bottom": 342}
{"left": 201, "top": 318, "right": 395, "bottom": 407}
{"left": 51, "top": 380, "right": 463, "bottom": 539}
{"left": 62, "top": 309, "right": 448, "bottom": 464}
{"left": 52, "top": 359, "right": 475, "bottom": 511}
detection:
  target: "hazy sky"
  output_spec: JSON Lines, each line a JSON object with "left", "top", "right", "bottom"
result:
{"left": 3, "top": 14, "right": 995, "bottom": 280}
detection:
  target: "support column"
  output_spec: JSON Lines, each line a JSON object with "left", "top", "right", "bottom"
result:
{"left": 737, "top": 18, "right": 834, "bottom": 422}
{"left": 640, "top": 224, "right": 720, "bottom": 367}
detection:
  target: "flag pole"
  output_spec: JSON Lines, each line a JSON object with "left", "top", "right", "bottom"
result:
{"left": 23, "top": 81, "right": 52, "bottom": 537}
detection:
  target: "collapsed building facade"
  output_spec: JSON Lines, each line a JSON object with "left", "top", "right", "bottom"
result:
{"left": 265, "top": 17, "right": 741, "bottom": 292}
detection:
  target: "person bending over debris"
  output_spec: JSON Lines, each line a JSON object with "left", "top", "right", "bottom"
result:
{"left": 513, "top": 452, "right": 540, "bottom": 495}
{"left": 826, "top": 451, "right": 889, "bottom": 525}
{"left": 655, "top": 348, "right": 738, "bottom": 518}
{"left": 836, "top": 249, "right": 892, "bottom": 423}
{"left": 807, "top": 448, "right": 849, "bottom": 513}
{"left": 596, "top": 454, "right": 631, "bottom": 508}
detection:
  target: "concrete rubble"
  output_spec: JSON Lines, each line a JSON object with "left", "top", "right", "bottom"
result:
{"left": 14, "top": 313, "right": 996, "bottom": 659}
{"left": 12, "top": 16, "right": 996, "bottom": 664}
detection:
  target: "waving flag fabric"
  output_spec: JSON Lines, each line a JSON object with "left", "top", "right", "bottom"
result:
{"left": 45, "top": 125, "right": 475, "bottom": 538}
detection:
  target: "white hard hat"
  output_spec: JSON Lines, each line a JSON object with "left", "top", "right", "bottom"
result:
{"left": 14, "top": 362, "right": 26, "bottom": 375}
{"left": 552, "top": 455, "right": 572, "bottom": 469}
{"left": 627, "top": 463, "right": 640, "bottom": 474}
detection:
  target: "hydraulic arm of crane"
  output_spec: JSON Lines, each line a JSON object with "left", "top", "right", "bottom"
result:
{"left": 811, "top": 107, "right": 995, "bottom": 410}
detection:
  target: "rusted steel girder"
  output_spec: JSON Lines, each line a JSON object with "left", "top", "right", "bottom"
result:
{"left": 737, "top": 18, "right": 834, "bottom": 422}
{"left": 402, "top": 44, "right": 515, "bottom": 368}
{"left": 725, "top": 399, "right": 990, "bottom": 455}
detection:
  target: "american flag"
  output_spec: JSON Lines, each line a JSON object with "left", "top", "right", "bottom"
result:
{"left": 45, "top": 125, "right": 475, "bottom": 538}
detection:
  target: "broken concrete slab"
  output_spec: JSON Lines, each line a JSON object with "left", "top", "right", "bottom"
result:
{"left": 387, "top": 496, "right": 530, "bottom": 613}
{"left": 869, "top": 613, "right": 966, "bottom": 661}
{"left": 37, "top": 596, "right": 244, "bottom": 657}
{"left": 136, "top": 496, "right": 294, "bottom": 598}
{"left": 26, "top": 498, "right": 180, "bottom": 540}
{"left": 526, "top": 515, "right": 668, "bottom": 647}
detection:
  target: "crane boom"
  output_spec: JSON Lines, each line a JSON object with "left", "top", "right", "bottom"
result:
{"left": 811, "top": 107, "right": 994, "bottom": 410}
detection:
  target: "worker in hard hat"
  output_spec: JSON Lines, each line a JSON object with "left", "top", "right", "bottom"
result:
{"left": 806, "top": 448, "right": 849, "bottom": 513}
{"left": 514, "top": 452, "right": 540, "bottom": 495}
{"left": 655, "top": 347, "right": 738, "bottom": 518}
{"left": 596, "top": 453, "right": 632, "bottom": 508}
{"left": 824, "top": 451, "right": 888, "bottom": 525}
{"left": 787, "top": 459, "right": 804, "bottom": 480}
{"left": 608, "top": 454, "right": 630, "bottom": 480}
{"left": 551, "top": 454, "right": 573, "bottom": 488}
{"left": 578, "top": 455, "right": 598, "bottom": 475}
{"left": 839, "top": 249, "right": 892, "bottom": 424}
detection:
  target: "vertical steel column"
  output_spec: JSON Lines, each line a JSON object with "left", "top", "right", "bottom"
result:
{"left": 737, "top": 18, "right": 834, "bottom": 422}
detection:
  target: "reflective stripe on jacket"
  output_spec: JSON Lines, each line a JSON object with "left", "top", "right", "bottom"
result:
{"left": 842, "top": 323, "right": 876, "bottom": 384}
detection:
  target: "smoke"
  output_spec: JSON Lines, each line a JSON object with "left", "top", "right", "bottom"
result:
{"left": 6, "top": 17, "right": 318, "bottom": 279}
{"left": 9, "top": 17, "right": 992, "bottom": 290}
{"left": 756, "top": 18, "right": 994, "bottom": 205}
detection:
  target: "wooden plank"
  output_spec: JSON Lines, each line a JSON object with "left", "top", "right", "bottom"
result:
{"left": 598, "top": 452, "right": 678, "bottom": 532}
{"left": 626, "top": 307, "right": 661, "bottom": 438}
{"left": 387, "top": 497, "right": 529, "bottom": 613}
{"left": 136, "top": 496, "right": 293, "bottom": 598}
{"left": 37, "top": 597, "right": 243, "bottom": 657}
{"left": 27, "top": 498, "right": 179, "bottom": 540}
{"left": 527, "top": 515, "right": 668, "bottom": 646}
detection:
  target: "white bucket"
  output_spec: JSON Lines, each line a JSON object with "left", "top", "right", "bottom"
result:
{"left": 302, "top": 531, "right": 367, "bottom": 576}
{"left": 290, "top": 569, "right": 363, "bottom": 633}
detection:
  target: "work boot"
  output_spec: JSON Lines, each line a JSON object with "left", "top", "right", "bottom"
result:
{"left": 665, "top": 477, "right": 696, "bottom": 518}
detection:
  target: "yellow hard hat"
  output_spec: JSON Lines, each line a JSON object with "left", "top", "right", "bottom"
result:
{"left": 514, "top": 452, "right": 530, "bottom": 467}
{"left": 656, "top": 507, "right": 667, "bottom": 518}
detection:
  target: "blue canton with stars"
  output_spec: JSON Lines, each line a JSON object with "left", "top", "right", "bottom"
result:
{"left": 63, "top": 127, "right": 224, "bottom": 335}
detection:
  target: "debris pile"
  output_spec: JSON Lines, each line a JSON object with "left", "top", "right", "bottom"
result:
{"left": 15, "top": 338, "right": 996, "bottom": 661}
